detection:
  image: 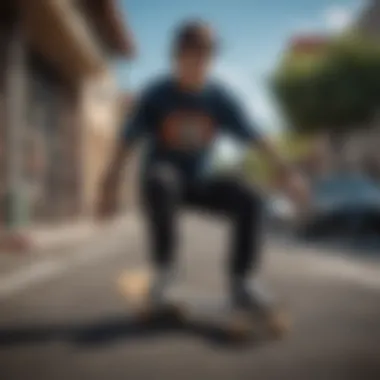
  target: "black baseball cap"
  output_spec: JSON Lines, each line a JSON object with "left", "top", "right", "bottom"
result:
{"left": 172, "top": 20, "right": 219, "bottom": 56}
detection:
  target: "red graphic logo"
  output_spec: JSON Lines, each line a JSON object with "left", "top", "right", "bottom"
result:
{"left": 160, "top": 110, "right": 215, "bottom": 151}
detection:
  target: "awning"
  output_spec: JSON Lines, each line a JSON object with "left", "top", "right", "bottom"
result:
{"left": 81, "top": 0, "right": 135, "bottom": 57}
{"left": 19, "top": 0, "right": 108, "bottom": 81}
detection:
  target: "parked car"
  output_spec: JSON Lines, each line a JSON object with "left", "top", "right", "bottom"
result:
{"left": 297, "top": 173, "right": 380, "bottom": 238}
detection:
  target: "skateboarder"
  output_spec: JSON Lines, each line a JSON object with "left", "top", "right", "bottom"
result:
{"left": 97, "top": 20, "right": 309, "bottom": 318}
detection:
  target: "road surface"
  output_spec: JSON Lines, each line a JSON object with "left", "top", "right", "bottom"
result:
{"left": 0, "top": 215, "right": 379, "bottom": 380}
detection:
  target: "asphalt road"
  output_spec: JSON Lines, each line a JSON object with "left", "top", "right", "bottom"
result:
{"left": 0, "top": 215, "right": 380, "bottom": 380}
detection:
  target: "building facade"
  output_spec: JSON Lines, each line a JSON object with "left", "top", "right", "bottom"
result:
{"left": 356, "top": 0, "right": 380, "bottom": 38}
{"left": 0, "top": 0, "right": 134, "bottom": 229}
{"left": 343, "top": 0, "right": 380, "bottom": 177}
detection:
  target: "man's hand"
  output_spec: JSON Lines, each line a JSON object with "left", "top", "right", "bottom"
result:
{"left": 255, "top": 137, "right": 311, "bottom": 209}
{"left": 96, "top": 141, "right": 130, "bottom": 222}
{"left": 283, "top": 171, "right": 310, "bottom": 209}
{"left": 96, "top": 183, "right": 119, "bottom": 222}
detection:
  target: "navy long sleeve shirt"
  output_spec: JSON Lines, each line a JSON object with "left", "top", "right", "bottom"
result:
{"left": 121, "top": 76, "right": 261, "bottom": 182}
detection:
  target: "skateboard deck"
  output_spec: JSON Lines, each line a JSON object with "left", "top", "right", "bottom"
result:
{"left": 117, "top": 268, "right": 291, "bottom": 342}
{"left": 117, "top": 269, "right": 185, "bottom": 324}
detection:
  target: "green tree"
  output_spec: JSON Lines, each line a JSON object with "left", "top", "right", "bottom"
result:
{"left": 244, "top": 132, "right": 314, "bottom": 187}
{"left": 272, "top": 34, "right": 380, "bottom": 152}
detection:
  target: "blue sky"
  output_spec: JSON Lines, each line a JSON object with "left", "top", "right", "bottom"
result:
{"left": 116, "top": 0, "right": 364, "bottom": 135}
{"left": 115, "top": 0, "right": 366, "bottom": 162}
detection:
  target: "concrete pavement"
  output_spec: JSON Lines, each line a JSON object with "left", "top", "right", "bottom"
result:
{"left": 0, "top": 215, "right": 379, "bottom": 380}
{"left": 0, "top": 216, "right": 133, "bottom": 256}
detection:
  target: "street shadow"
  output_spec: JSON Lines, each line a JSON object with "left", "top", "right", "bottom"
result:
{"left": 0, "top": 314, "right": 265, "bottom": 350}
{"left": 270, "top": 225, "right": 380, "bottom": 261}
{"left": 297, "top": 234, "right": 380, "bottom": 260}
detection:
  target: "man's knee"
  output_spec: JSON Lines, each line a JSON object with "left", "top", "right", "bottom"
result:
{"left": 145, "top": 164, "right": 182, "bottom": 199}
{"left": 235, "top": 182, "right": 263, "bottom": 216}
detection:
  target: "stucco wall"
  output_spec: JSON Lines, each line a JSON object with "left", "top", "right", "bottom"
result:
{"left": 80, "top": 71, "right": 138, "bottom": 215}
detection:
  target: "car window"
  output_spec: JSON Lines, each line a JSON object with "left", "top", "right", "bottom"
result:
{"left": 314, "top": 176, "right": 379, "bottom": 199}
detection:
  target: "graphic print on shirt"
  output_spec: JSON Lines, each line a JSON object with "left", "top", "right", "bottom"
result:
{"left": 160, "top": 110, "right": 216, "bottom": 152}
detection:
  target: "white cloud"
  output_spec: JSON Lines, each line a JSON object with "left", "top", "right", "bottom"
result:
{"left": 292, "top": 3, "right": 362, "bottom": 36}
{"left": 324, "top": 5, "right": 354, "bottom": 32}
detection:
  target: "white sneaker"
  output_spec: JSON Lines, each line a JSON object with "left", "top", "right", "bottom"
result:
{"left": 149, "top": 267, "right": 176, "bottom": 306}
{"left": 231, "top": 277, "right": 274, "bottom": 312}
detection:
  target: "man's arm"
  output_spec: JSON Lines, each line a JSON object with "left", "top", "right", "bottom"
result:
{"left": 97, "top": 87, "right": 155, "bottom": 220}
{"left": 97, "top": 137, "right": 133, "bottom": 221}
{"left": 254, "top": 136, "right": 296, "bottom": 185}
{"left": 217, "top": 85, "right": 262, "bottom": 143}
{"left": 217, "top": 86, "right": 309, "bottom": 203}
{"left": 100, "top": 139, "right": 131, "bottom": 193}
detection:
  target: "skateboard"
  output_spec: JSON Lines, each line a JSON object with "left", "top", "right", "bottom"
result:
{"left": 117, "top": 269, "right": 291, "bottom": 342}
{"left": 117, "top": 269, "right": 186, "bottom": 324}
{"left": 177, "top": 297, "right": 291, "bottom": 341}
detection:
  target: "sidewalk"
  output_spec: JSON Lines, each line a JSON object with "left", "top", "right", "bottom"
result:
{"left": 0, "top": 215, "right": 135, "bottom": 255}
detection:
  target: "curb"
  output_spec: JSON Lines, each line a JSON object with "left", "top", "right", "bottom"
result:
{"left": 0, "top": 232, "right": 30, "bottom": 253}
{"left": 0, "top": 215, "right": 137, "bottom": 255}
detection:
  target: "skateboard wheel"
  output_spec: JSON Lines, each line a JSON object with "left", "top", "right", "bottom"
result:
{"left": 227, "top": 314, "right": 252, "bottom": 341}
{"left": 135, "top": 302, "right": 186, "bottom": 324}
{"left": 135, "top": 304, "right": 156, "bottom": 323}
{"left": 170, "top": 304, "right": 186, "bottom": 319}
{"left": 227, "top": 326, "right": 250, "bottom": 341}
{"left": 160, "top": 303, "right": 187, "bottom": 323}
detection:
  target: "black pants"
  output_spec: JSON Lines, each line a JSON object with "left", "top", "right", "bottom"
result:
{"left": 142, "top": 164, "right": 264, "bottom": 279}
